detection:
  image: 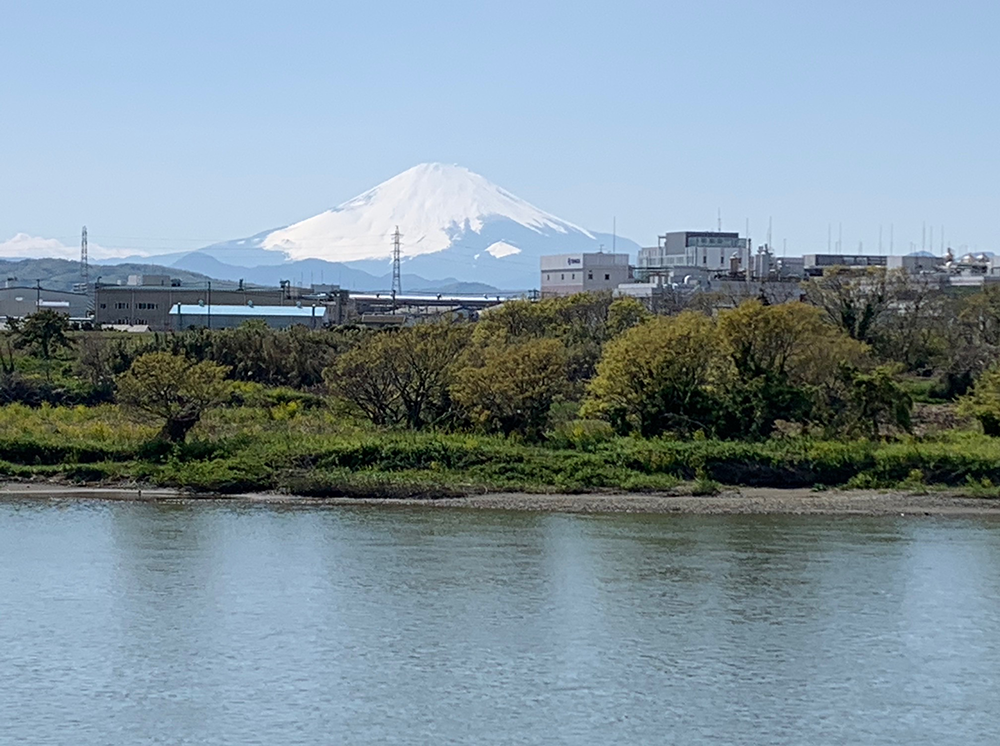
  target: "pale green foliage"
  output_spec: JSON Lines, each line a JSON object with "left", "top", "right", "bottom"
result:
{"left": 116, "top": 352, "right": 232, "bottom": 442}
{"left": 606, "top": 296, "right": 651, "bottom": 337}
{"left": 451, "top": 337, "right": 567, "bottom": 438}
{"left": 958, "top": 363, "right": 1000, "bottom": 436}
{"left": 839, "top": 365, "right": 913, "bottom": 439}
{"left": 582, "top": 312, "right": 721, "bottom": 437}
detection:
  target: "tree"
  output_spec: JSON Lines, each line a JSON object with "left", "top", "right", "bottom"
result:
{"left": 451, "top": 337, "right": 567, "bottom": 438}
{"left": 116, "top": 352, "right": 232, "bottom": 443}
{"left": 582, "top": 312, "right": 722, "bottom": 437}
{"left": 9, "top": 309, "right": 73, "bottom": 380}
{"left": 958, "top": 363, "right": 1000, "bottom": 436}
{"left": 840, "top": 365, "right": 913, "bottom": 439}
{"left": 715, "top": 301, "right": 869, "bottom": 439}
{"left": 606, "top": 296, "right": 651, "bottom": 337}
{"left": 324, "top": 340, "right": 398, "bottom": 426}
{"left": 804, "top": 267, "right": 897, "bottom": 344}
{"left": 325, "top": 322, "right": 470, "bottom": 429}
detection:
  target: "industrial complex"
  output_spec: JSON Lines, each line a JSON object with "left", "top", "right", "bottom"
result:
{"left": 3, "top": 229, "right": 998, "bottom": 330}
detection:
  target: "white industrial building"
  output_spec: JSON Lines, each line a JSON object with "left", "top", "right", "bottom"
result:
{"left": 540, "top": 252, "right": 631, "bottom": 298}
{"left": 169, "top": 303, "right": 329, "bottom": 330}
{"left": 637, "top": 231, "right": 750, "bottom": 279}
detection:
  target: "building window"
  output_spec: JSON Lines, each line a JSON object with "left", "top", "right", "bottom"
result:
{"left": 703, "top": 256, "right": 707, "bottom": 264}
{"left": 588, "top": 272, "right": 593, "bottom": 280}
{"left": 115, "top": 302, "right": 129, "bottom": 309}
{"left": 605, "top": 274, "right": 610, "bottom": 281}
{"left": 546, "top": 274, "right": 550, "bottom": 281}
{"left": 99, "top": 303, "right": 106, "bottom": 309}
{"left": 571, "top": 273, "right": 575, "bottom": 280}
{"left": 561, "top": 274, "right": 565, "bottom": 280}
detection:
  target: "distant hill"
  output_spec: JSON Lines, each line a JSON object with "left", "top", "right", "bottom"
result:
{"left": 0, "top": 258, "right": 223, "bottom": 293}
{"left": 0, "top": 256, "right": 502, "bottom": 296}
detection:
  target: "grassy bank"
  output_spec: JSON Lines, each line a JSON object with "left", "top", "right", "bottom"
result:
{"left": 2, "top": 403, "right": 1000, "bottom": 497}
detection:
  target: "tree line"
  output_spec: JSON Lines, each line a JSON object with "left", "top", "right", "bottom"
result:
{"left": 7, "top": 269, "right": 1000, "bottom": 443}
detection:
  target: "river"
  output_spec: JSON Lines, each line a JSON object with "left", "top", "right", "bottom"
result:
{"left": 1, "top": 498, "right": 998, "bottom": 744}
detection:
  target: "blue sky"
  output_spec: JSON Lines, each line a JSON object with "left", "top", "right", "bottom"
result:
{"left": 2, "top": 0, "right": 997, "bottom": 257}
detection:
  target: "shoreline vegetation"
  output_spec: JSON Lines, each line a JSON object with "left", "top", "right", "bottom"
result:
{"left": 6, "top": 282, "right": 1000, "bottom": 511}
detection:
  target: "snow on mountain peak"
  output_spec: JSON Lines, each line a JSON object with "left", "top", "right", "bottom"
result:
{"left": 261, "top": 163, "right": 594, "bottom": 262}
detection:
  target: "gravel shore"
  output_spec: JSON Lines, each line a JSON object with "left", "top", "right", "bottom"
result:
{"left": 3, "top": 483, "right": 1000, "bottom": 516}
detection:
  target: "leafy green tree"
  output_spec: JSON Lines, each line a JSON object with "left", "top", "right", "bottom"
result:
{"left": 606, "top": 296, "right": 651, "bottom": 337}
{"left": 582, "top": 312, "right": 721, "bottom": 437}
{"left": 958, "top": 363, "right": 1000, "bottom": 436}
{"left": 9, "top": 309, "right": 73, "bottom": 380}
{"left": 716, "top": 301, "right": 865, "bottom": 438}
{"left": 116, "top": 352, "right": 232, "bottom": 443}
{"left": 451, "top": 337, "right": 567, "bottom": 438}
{"left": 840, "top": 365, "right": 913, "bottom": 439}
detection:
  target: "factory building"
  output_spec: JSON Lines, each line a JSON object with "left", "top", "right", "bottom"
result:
{"left": 0, "top": 286, "right": 91, "bottom": 321}
{"left": 540, "top": 253, "right": 632, "bottom": 298}
{"left": 169, "top": 303, "right": 330, "bottom": 330}
{"left": 637, "top": 231, "right": 750, "bottom": 279}
{"left": 94, "top": 275, "right": 323, "bottom": 330}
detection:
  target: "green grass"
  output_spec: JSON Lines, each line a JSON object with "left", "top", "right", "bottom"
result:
{"left": 3, "top": 403, "right": 1000, "bottom": 496}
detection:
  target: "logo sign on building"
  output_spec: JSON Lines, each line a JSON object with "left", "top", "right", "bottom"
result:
{"left": 567, "top": 258, "right": 581, "bottom": 265}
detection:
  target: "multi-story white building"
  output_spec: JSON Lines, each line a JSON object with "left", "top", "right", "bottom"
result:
{"left": 540, "top": 253, "right": 632, "bottom": 298}
{"left": 637, "top": 231, "right": 749, "bottom": 279}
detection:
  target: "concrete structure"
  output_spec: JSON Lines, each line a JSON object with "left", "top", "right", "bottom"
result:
{"left": 95, "top": 280, "right": 308, "bottom": 330}
{"left": 803, "top": 254, "right": 888, "bottom": 275}
{"left": 0, "top": 286, "right": 91, "bottom": 320}
{"left": 540, "top": 252, "right": 631, "bottom": 298}
{"left": 886, "top": 255, "right": 943, "bottom": 273}
{"left": 126, "top": 274, "right": 173, "bottom": 287}
{"left": 170, "top": 303, "right": 329, "bottom": 330}
{"left": 637, "top": 231, "right": 749, "bottom": 279}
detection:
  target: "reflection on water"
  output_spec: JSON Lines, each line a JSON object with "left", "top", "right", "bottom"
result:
{"left": 1, "top": 500, "right": 998, "bottom": 745}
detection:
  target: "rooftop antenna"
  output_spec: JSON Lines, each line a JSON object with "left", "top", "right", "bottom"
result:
{"left": 612, "top": 217, "right": 616, "bottom": 254}
{"left": 838, "top": 223, "right": 843, "bottom": 255}
{"left": 929, "top": 226, "right": 934, "bottom": 255}
{"left": 391, "top": 226, "right": 403, "bottom": 305}
{"left": 717, "top": 208, "right": 722, "bottom": 232}
{"left": 922, "top": 222, "right": 926, "bottom": 252}
{"left": 767, "top": 216, "right": 772, "bottom": 251}
{"left": 80, "top": 226, "right": 89, "bottom": 287}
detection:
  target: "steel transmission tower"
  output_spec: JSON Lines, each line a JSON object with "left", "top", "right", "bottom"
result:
{"left": 391, "top": 226, "right": 403, "bottom": 301}
{"left": 80, "top": 226, "right": 89, "bottom": 286}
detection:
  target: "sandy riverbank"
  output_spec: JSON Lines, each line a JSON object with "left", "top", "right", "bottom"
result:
{"left": 3, "top": 483, "right": 1000, "bottom": 516}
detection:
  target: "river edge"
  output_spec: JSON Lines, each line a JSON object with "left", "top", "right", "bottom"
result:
{"left": 2, "top": 482, "right": 1000, "bottom": 516}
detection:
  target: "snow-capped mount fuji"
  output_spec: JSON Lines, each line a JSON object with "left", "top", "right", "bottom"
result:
{"left": 187, "top": 163, "right": 638, "bottom": 290}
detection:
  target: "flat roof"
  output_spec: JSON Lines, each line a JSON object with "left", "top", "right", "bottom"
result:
{"left": 169, "top": 304, "right": 324, "bottom": 317}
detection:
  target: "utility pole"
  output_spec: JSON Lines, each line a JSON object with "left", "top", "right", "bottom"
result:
{"left": 80, "top": 226, "right": 89, "bottom": 287}
{"left": 391, "top": 226, "right": 403, "bottom": 309}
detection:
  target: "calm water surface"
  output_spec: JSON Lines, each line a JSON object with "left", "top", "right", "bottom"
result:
{"left": 1, "top": 498, "right": 999, "bottom": 745}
